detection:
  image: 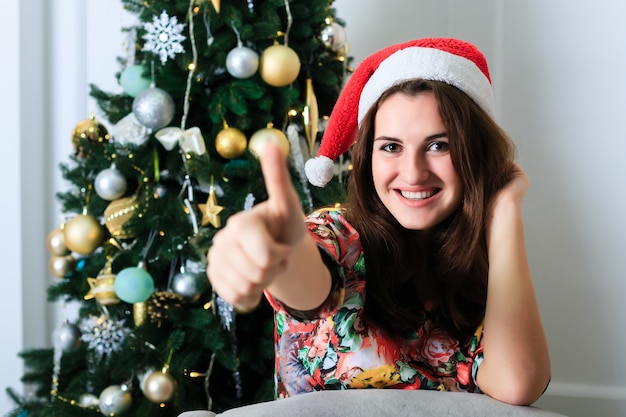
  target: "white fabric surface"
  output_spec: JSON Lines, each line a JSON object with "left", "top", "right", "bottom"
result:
{"left": 178, "top": 390, "right": 568, "bottom": 417}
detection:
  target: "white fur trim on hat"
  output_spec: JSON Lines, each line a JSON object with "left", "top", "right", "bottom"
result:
{"left": 304, "top": 156, "right": 335, "bottom": 188}
{"left": 358, "top": 47, "right": 495, "bottom": 123}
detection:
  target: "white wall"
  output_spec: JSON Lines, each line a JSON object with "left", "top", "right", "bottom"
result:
{"left": 1, "top": 1, "right": 132, "bottom": 415}
{"left": 2, "top": 0, "right": 26, "bottom": 412}
{"left": 4, "top": 1, "right": 626, "bottom": 416}
{"left": 336, "top": 1, "right": 626, "bottom": 416}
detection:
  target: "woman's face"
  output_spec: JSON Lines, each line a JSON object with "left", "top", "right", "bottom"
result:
{"left": 371, "top": 91, "right": 463, "bottom": 230}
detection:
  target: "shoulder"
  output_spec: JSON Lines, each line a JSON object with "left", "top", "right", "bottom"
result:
{"left": 306, "top": 207, "right": 362, "bottom": 262}
{"left": 306, "top": 207, "right": 358, "bottom": 237}
{"left": 307, "top": 206, "right": 348, "bottom": 224}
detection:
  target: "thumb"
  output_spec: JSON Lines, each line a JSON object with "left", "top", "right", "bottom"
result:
{"left": 259, "top": 142, "right": 304, "bottom": 244}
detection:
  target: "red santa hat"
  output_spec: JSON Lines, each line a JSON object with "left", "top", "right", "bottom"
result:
{"left": 305, "top": 37, "right": 495, "bottom": 187}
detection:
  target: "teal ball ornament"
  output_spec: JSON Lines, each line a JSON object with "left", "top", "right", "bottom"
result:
{"left": 114, "top": 266, "right": 155, "bottom": 304}
{"left": 120, "top": 65, "right": 152, "bottom": 97}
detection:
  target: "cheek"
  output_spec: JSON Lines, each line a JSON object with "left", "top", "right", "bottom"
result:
{"left": 435, "top": 157, "right": 463, "bottom": 201}
{"left": 445, "top": 169, "right": 464, "bottom": 204}
{"left": 371, "top": 157, "right": 389, "bottom": 192}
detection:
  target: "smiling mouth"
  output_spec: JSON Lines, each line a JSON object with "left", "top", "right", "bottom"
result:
{"left": 399, "top": 189, "right": 438, "bottom": 200}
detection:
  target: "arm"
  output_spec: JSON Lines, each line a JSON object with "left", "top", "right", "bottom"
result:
{"left": 207, "top": 142, "right": 331, "bottom": 312}
{"left": 476, "top": 166, "right": 551, "bottom": 405}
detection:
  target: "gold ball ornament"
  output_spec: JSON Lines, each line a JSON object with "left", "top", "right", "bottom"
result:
{"left": 215, "top": 127, "right": 247, "bottom": 159}
{"left": 259, "top": 44, "right": 301, "bottom": 87}
{"left": 46, "top": 228, "right": 70, "bottom": 256}
{"left": 63, "top": 214, "right": 105, "bottom": 255}
{"left": 48, "top": 255, "right": 76, "bottom": 278}
{"left": 104, "top": 195, "right": 139, "bottom": 239}
{"left": 248, "top": 127, "right": 290, "bottom": 159}
{"left": 71, "top": 116, "right": 110, "bottom": 148}
{"left": 143, "top": 369, "right": 177, "bottom": 403}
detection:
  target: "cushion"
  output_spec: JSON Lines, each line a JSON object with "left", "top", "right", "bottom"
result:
{"left": 178, "top": 390, "right": 568, "bottom": 417}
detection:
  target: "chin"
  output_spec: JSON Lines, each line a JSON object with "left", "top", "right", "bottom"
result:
{"left": 395, "top": 218, "right": 437, "bottom": 231}
{"left": 392, "top": 210, "right": 453, "bottom": 231}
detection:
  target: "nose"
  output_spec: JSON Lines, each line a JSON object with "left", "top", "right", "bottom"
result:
{"left": 399, "top": 153, "right": 430, "bottom": 184}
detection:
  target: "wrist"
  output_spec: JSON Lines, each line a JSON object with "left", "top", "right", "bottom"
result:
{"left": 486, "top": 199, "right": 524, "bottom": 249}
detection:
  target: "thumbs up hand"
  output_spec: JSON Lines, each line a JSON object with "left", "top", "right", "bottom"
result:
{"left": 207, "top": 142, "right": 307, "bottom": 312}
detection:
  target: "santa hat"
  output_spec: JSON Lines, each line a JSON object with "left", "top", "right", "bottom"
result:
{"left": 305, "top": 37, "right": 495, "bottom": 187}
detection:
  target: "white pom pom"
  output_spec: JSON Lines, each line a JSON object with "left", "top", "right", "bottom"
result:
{"left": 305, "top": 156, "right": 335, "bottom": 187}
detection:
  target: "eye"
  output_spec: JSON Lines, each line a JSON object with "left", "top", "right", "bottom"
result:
{"left": 379, "top": 142, "right": 401, "bottom": 153}
{"left": 426, "top": 141, "right": 449, "bottom": 152}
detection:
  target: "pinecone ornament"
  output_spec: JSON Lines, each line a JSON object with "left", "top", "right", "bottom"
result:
{"left": 148, "top": 292, "right": 184, "bottom": 327}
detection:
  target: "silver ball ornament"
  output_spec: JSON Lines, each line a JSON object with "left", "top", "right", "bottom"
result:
{"left": 95, "top": 166, "right": 127, "bottom": 201}
{"left": 132, "top": 87, "right": 175, "bottom": 131}
{"left": 226, "top": 46, "right": 259, "bottom": 79}
{"left": 54, "top": 321, "right": 82, "bottom": 353}
{"left": 320, "top": 22, "right": 346, "bottom": 51}
{"left": 99, "top": 385, "right": 132, "bottom": 416}
{"left": 143, "top": 369, "right": 177, "bottom": 403}
{"left": 172, "top": 271, "right": 207, "bottom": 302}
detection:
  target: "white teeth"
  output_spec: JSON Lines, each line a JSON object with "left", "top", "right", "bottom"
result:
{"left": 400, "top": 190, "right": 435, "bottom": 200}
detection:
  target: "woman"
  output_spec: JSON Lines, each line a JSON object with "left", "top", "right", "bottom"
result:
{"left": 207, "top": 38, "right": 551, "bottom": 405}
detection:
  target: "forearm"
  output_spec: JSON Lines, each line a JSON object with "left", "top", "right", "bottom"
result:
{"left": 266, "top": 233, "right": 332, "bottom": 311}
{"left": 478, "top": 200, "right": 551, "bottom": 405}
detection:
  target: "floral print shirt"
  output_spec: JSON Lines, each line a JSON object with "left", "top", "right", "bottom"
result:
{"left": 264, "top": 208, "right": 484, "bottom": 399}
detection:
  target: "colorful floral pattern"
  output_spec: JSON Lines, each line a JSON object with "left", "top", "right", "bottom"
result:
{"left": 265, "top": 208, "right": 484, "bottom": 399}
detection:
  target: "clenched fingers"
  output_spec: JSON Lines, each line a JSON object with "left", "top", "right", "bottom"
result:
{"left": 206, "top": 210, "right": 291, "bottom": 309}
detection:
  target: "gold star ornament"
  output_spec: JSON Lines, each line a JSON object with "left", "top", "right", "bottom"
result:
{"left": 199, "top": 186, "right": 224, "bottom": 228}
{"left": 84, "top": 261, "right": 120, "bottom": 305}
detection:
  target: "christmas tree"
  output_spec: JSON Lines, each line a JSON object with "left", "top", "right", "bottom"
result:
{"left": 7, "top": 1, "right": 350, "bottom": 416}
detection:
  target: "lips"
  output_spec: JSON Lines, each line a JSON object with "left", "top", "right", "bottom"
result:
{"left": 399, "top": 189, "right": 438, "bottom": 200}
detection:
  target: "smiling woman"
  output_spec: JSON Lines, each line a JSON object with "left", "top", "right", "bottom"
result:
{"left": 207, "top": 37, "right": 551, "bottom": 407}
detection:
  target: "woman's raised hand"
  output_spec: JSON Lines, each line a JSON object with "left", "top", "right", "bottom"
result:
{"left": 207, "top": 142, "right": 306, "bottom": 312}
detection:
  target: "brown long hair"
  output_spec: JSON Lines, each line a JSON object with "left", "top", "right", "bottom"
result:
{"left": 345, "top": 79, "right": 516, "bottom": 337}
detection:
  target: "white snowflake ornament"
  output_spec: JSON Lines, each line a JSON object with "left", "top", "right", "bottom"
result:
{"left": 79, "top": 315, "right": 131, "bottom": 360}
{"left": 142, "top": 10, "right": 186, "bottom": 65}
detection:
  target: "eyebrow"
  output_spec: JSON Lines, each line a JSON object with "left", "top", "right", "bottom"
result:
{"left": 373, "top": 132, "right": 448, "bottom": 142}
{"left": 425, "top": 132, "right": 448, "bottom": 141}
